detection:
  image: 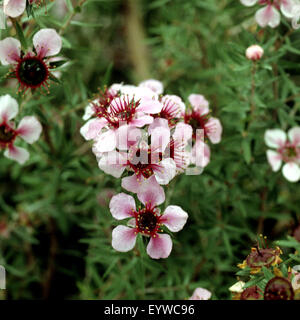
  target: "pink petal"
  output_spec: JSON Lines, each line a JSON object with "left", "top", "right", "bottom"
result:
{"left": 109, "top": 193, "right": 136, "bottom": 220}
{"left": 191, "top": 140, "right": 210, "bottom": 167}
{"left": 160, "top": 205, "right": 188, "bottom": 232}
{"left": 0, "top": 37, "right": 21, "bottom": 65}
{"left": 0, "top": 94, "right": 18, "bottom": 123}
{"left": 266, "top": 150, "right": 282, "bottom": 172}
{"left": 189, "top": 288, "right": 212, "bottom": 300}
{"left": 282, "top": 162, "right": 300, "bottom": 182}
{"left": 288, "top": 127, "right": 300, "bottom": 147}
{"left": 122, "top": 174, "right": 146, "bottom": 194}
{"left": 173, "top": 123, "right": 193, "bottom": 142}
{"left": 148, "top": 118, "right": 169, "bottom": 135}
{"left": 280, "top": 0, "right": 295, "bottom": 18}
{"left": 146, "top": 233, "right": 173, "bottom": 259}
{"left": 188, "top": 94, "right": 209, "bottom": 114}
{"left": 98, "top": 151, "right": 127, "bottom": 178}
{"left": 264, "top": 129, "right": 287, "bottom": 148}
{"left": 4, "top": 145, "right": 29, "bottom": 164}
{"left": 137, "top": 98, "right": 163, "bottom": 114}
{"left": 112, "top": 225, "right": 137, "bottom": 252}
{"left": 33, "top": 28, "right": 62, "bottom": 58}
{"left": 150, "top": 125, "right": 171, "bottom": 152}
{"left": 16, "top": 116, "right": 42, "bottom": 144}
{"left": 255, "top": 5, "right": 280, "bottom": 28}
{"left": 137, "top": 175, "right": 165, "bottom": 207}
{"left": 3, "top": 0, "right": 26, "bottom": 18}
{"left": 153, "top": 158, "right": 176, "bottom": 185}
{"left": 80, "top": 118, "right": 107, "bottom": 141}
{"left": 94, "top": 129, "right": 117, "bottom": 152}
{"left": 130, "top": 115, "right": 153, "bottom": 127}
{"left": 205, "top": 117, "right": 222, "bottom": 144}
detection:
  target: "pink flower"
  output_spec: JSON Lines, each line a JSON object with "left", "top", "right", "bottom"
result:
{"left": 109, "top": 180, "right": 188, "bottom": 259}
{"left": 246, "top": 44, "right": 264, "bottom": 61}
{"left": 98, "top": 126, "right": 177, "bottom": 193}
{"left": 138, "top": 79, "right": 164, "bottom": 95}
{"left": 3, "top": 0, "right": 27, "bottom": 18}
{"left": 0, "top": 94, "right": 42, "bottom": 164}
{"left": 80, "top": 90, "right": 163, "bottom": 153}
{"left": 0, "top": 28, "right": 62, "bottom": 92}
{"left": 265, "top": 127, "right": 300, "bottom": 182}
{"left": 240, "top": 0, "right": 296, "bottom": 28}
{"left": 184, "top": 94, "right": 222, "bottom": 144}
{"left": 189, "top": 288, "right": 212, "bottom": 300}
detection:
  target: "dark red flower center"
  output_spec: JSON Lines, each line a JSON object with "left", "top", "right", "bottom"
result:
{"left": 280, "top": 144, "right": 299, "bottom": 162}
{"left": 246, "top": 247, "right": 279, "bottom": 268}
{"left": 16, "top": 56, "right": 49, "bottom": 88}
{"left": 135, "top": 207, "right": 161, "bottom": 236}
{"left": 184, "top": 110, "right": 210, "bottom": 139}
{"left": 0, "top": 124, "right": 16, "bottom": 147}
{"left": 241, "top": 286, "right": 262, "bottom": 300}
{"left": 154, "top": 99, "right": 180, "bottom": 127}
{"left": 264, "top": 277, "right": 294, "bottom": 300}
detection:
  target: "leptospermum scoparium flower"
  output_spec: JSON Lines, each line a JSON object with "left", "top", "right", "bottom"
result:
{"left": 109, "top": 179, "right": 188, "bottom": 259}
{"left": 240, "top": 0, "right": 297, "bottom": 28}
{"left": 265, "top": 127, "right": 300, "bottom": 182}
{"left": 189, "top": 288, "right": 212, "bottom": 300}
{"left": 0, "top": 94, "right": 42, "bottom": 164}
{"left": 0, "top": 28, "right": 62, "bottom": 92}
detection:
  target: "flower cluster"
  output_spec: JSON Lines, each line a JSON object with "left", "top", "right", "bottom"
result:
{"left": 240, "top": 0, "right": 298, "bottom": 28}
{"left": 80, "top": 79, "right": 223, "bottom": 258}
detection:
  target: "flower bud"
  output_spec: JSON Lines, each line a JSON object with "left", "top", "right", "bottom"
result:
{"left": 245, "top": 45, "right": 264, "bottom": 61}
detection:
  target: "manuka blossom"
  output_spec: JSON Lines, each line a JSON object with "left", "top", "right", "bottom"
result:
{"left": 264, "top": 127, "right": 300, "bottom": 182}
{"left": 240, "top": 0, "right": 297, "bottom": 28}
{"left": 0, "top": 28, "right": 62, "bottom": 92}
{"left": 0, "top": 94, "right": 42, "bottom": 164}
{"left": 109, "top": 179, "right": 188, "bottom": 259}
{"left": 246, "top": 44, "right": 264, "bottom": 61}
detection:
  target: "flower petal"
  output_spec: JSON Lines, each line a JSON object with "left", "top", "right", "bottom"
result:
{"left": 98, "top": 151, "right": 127, "bottom": 178}
{"left": 282, "top": 162, "right": 300, "bottom": 182}
{"left": 153, "top": 158, "right": 176, "bottom": 185}
{"left": 3, "top": 0, "right": 26, "bottom": 18}
{"left": 288, "top": 127, "right": 300, "bottom": 146}
{"left": 80, "top": 118, "right": 107, "bottom": 141}
{"left": 266, "top": 150, "right": 282, "bottom": 172}
{"left": 264, "top": 129, "right": 287, "bottom": 148}
{"left": 240, "top": 0, "right": 257, "bottom": 6}
{"left": 137, "top": 98, "right": 163, "bottom": 114}
{"left": 16, "top": 116, "right": 42, "bottom": 144}
{"left": 188, "top": 94, "right": 209, "bottom": 114}
{"left": 0, "top": 37, "right": 20, "bottom": 65}
{"left": 137, "top": 175, "right": 165, "bottom": 207}
{"left": 146, "top": 233, "right": 173, "bottom": 259}
{"left": 109, "top": 193, "right": 136, "bottom": 220}
{"left": 94, "top": 129, "right": 117, "bottom": 152}
{"left": 33, "top": 28, "right": 62, "bottom": 58}
{"left": 189, "top": 288, "right": 212, "bottom": 300}
{"left": 4, "top": 145, "right": 29, "bottom": 164}
{"left": 206, "top": 117, "right": 222, "bottom": 144}
{"left": 0, "top": 94, "right": 18, "bottom": 122}
{"left": 112, "top": 225, "right": 137, "bottom": 252}
{"left": 280, "top": 0, "right": 295, "bottom": 18}
{"left": 160, "top": 205, "right": 188, "bottom": 232}
{"left": 138, "top": 79, "right": 164, "bottom": 95}
{"left": 255, "top": 5, "right": 280, "bottom": 28}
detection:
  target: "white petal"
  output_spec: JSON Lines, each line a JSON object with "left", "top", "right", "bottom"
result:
{"left": 112, "top": 226, "right": 137, "bottom": 252}
{"left": 33, "top": 28, "right": 62, "bottom": 58}
{"left": 146, "top": 233, "right": 173, "bottom": 259}
{"left": 4, "top": 145, "right": 29, "bottom": 164}
{"left": 17, "top": 116, "right": 42, "bottom": 144}
{"left": 94, "top": 129, "right": 116, "bottom": 152}
{"left": 240, "top": 0, "right": 257, "bottom": 6}
{"left": 154, "top": 158, "right": 176, "bottom": 185}
{"left": 0, "top": 94, "right": 18, "bottom": 122}
{"left": 98, "top": 151, "right": 127, "bottom": 178}
{"left": 266, "top": 150, "right": 282, "bottom": 172}
{"left": 138, "top": 79, "right": 164, "bottom": 95}
{"left": 80, "top": 118, "right": 107, "bottom": 141}
{"left": 264, "top": 129, "right": 286, "bottom": 148}
{"left": 0, "top": 37, "right": 21, "bottom": 65}
{"left": 109, "top": 193, "right": 136, "bottom": 220}
{"left": 161, "top": 205, "right": 188, "bottom": 232}
{"left": 189, "top": 288, "right": 212, "bottom": 300}
{"left": 282, "top": 162, "right": 300, "bottom": 182}
{"left": 288, "top": 127, "right": 300, "bottom": 146}
{"left": 281, "top": 0, "right": 296, "bottom": 18}
{"left": 3, "top": 0, "right": 26, "bottom": 18}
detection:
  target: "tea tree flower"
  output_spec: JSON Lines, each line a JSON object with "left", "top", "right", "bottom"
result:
{"left": 109, "top": 179, "right": 188, "bottom": 259}
{"left": 0, "top": 28, "right": 62, "bottom": 92}
{"left": 264, "top": 127, "right": 300, "bottom": 182}
{"left": 246, "top": 45, "right": 264, "bottom": 61}
{"left": 264, "top": 276, "right": 294, "bottom": 300}
{"left": 0, "top": 94, "right": 42, "bottom": 164}
{"left": 240, "top": 0, "right": 296, "bottom": 28}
